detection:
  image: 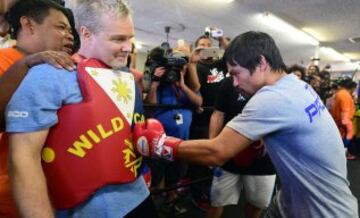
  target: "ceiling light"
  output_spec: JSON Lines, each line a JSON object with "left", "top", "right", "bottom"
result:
{"left": 209, "top": 0, "right": 234, "bottom": 3}
{"left": 302, "top": 27, "right": 327, "bottom": 42}
{"left": 259, "top": 12, "right": 319, "bottom": 46}
{"left": 343, "top": 52, "right": 360, "bottom": 60}
{"left": 320, "top": 47, "right": 350, "bottom": 62}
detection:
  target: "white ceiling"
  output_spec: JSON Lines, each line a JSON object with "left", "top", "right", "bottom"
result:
{"left": 129, "top": 0, "right": 360, "bottom": 69}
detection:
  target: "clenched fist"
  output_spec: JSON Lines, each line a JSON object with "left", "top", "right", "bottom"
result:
{"left": 133, "top": 119, "right": 182, "bottom": 161}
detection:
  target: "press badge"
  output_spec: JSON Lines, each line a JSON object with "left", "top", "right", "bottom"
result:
{"left": 175, "top": 113, "right": 183, "bottom": 125}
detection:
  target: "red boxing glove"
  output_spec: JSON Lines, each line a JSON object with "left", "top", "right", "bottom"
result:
{"left": 133, "top": 119, "right": 182, "bottom": 161}
{"left": 233, "top": 141, "right": 265, "bottom": 167}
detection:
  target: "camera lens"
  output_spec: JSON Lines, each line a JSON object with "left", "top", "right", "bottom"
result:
{"left": 163, "top": 69, "right": 180, "bottom": 83}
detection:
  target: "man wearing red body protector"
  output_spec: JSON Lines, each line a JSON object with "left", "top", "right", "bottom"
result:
{"left": 5, "top": 0, "right": 158, "bottom": 217}
{"left": 133, "top": 31, "right": 358, "bottom": 218}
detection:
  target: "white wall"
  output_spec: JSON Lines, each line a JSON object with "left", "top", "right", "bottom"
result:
{"left": 135, "top": 52, "right": 148, "bottom": 72}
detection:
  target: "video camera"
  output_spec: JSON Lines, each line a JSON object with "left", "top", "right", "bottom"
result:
{"left": 145, "top": 46, "right": 188, "bottom": 84}
{"left": 205, "top": 26, "right": 223, "bottom": 38}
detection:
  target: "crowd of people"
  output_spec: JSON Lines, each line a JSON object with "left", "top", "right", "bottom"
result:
{"left": 288, "top": 63, "right": 359, "bottom": 160}
{"left": 0, "top": 0, "right": 358, "bottom": 218}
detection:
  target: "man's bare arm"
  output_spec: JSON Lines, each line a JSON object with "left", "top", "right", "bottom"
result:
{"left": 144, "top": 82, "right": 159, "bottom": 104}
{"left": 185, "top": 63, "right": 200, "bottom": 92}
{"left": 177, "top": 127, "right": 253, "bottom": 166}
{"left": 209, "top": 110, "right": 225, "bottom": 139}
{"left": 9, "top": 129, "right": 54, "bottom": 218}
{"left": 218, "top": 36, "right": 230, "bottom": 49}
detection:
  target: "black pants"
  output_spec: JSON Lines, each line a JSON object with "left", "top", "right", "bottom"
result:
{"left": 147, "top": 158, "right": 188, "bottom": 188}
{"left": 124, "top": 196, "right": 159, "bottom": 218}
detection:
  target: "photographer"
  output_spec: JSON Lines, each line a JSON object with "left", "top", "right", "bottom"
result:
{"left": 144, "top": 52, "right": 202, "bottom": 212}
{"left": 173, "top": 40, "right": 201, "bottom": 93}
{"left": 145, "top": 65, "right": 202, "bottom": 139}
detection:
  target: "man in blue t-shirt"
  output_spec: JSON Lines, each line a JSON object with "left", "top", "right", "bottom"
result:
{"left": 5, "top": 0, "right": 158, "bottom": 217}
{"left": 134, "top": 31, "right": 358, "bottom": 218}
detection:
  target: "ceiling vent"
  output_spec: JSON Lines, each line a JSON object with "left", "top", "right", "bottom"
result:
{"left": 349, "top": 36, "right": 360, "bottom": 43}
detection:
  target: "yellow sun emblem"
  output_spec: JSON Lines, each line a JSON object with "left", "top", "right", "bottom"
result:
{"left": 111, "top": 78, "right": 132, "bottom": 104}
{"left": 90, "top": 70, "right": 99, "bottom": 76}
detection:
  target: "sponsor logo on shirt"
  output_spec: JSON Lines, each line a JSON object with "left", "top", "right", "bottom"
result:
{"left": 304, "top": 84, "right": 326, "bottom": 123}
{"left": 207, "top": 68, "right": 225, "bottom": 83}
{"left": 7, "top": 110, "right": 29, "bottom": 118}
{"left": 237, "top": 93, "right": 247, "bottom": 102}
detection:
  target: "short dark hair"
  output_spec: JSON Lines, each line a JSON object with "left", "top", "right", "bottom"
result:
{"left": 5, "top": 0, "right": 68, "bottom": 39}
{"left": 288, "top": 64, "right": 305, "bottom": 77}
{"left": 339, "top": 78, "right": 357, "bottom": 90}
{"left": 194, "top": 35, "right": 210, "bottom": 47}
{"left": 319, "top": 70, "right": 330, "bottom": 80}
{"left": 224, "top": 31, "right": 287, "bottom": 74}
{"left": 51, "top": 0, "right": 65, "bottom": 6}
{"left": 63, "top": 8, "right": 80, "bottom": 54}
{"left": 308, "top": 65, "right": 320, "bottom": 74}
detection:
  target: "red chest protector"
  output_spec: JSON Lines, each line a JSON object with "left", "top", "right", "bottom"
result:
{"left": 42, "top": 59, "right": 143, "bottom": 209}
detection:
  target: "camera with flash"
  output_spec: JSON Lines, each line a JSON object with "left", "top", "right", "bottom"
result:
{"left": 205, "top": 27, "right": 223, "bottom": 38}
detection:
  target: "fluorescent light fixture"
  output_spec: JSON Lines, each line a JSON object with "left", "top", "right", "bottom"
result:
{"left": 259, "top": 12, "right": 319, "bottom": 46}
{"left": 343, "top": 52, "right": 360, "bottom": 60}
{"left": 209, "top": 0, "right": 234, "bottom": 3}
{"left": 302, "top": 27, "right": 327, "bottom": 42}
{"left": 320, "top": 47, "right": 350, "bottom": 62}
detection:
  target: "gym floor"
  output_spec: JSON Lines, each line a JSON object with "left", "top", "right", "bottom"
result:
{"left": 154, "top": 149, "right": 360, "bottom": 218}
